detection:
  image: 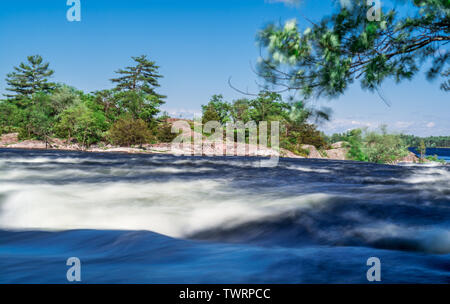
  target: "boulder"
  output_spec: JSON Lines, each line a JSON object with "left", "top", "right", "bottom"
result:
{"left": 331, "top": 141, "right": 346, "bottom": 149}
{"left": 8, "top": 140, "right": 47, "bottom": 149}
{"left": 397, "top": 152, "right": 420, "bottom": 163}
{"left": 325, "top": 148, "right": 348, "bottom": 160}
{"left": 301, "top": 145, "right": 324, "bottom": 159}
{"left": 0, "top": 133, "right": 19, "bottom": 146}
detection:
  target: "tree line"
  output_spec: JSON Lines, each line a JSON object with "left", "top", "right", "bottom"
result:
{"left": 0, "top": 54, "right": 176, "bottom": 148}
{"left": 328, "top": 131, "right": 450, "bottom": 148}
{"left": 0, "top": 54, "right": 335, "bottom": 154}
{"left": 0, "top": 54, "right": 444, "bottom": 164}
{"left": 200, "top": 92, "right": 331, "bottom": 155}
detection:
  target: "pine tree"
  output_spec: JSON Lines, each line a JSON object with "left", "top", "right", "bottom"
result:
{"left": 202, "top": 105, "right": 221, "bottom": 125}
{"left": 258, "top": 0, "right": 449, "bottom": 98}
{"left": 111, "top": 55, "right": 165, "bottom": 99}
{"left": 5, "top": 55, "right": 55, "bottom": 104}
{"left": 110, "top": 55, "right": 165, "bottom": 122}
{"left": 441, "top": 69, "right": 450, "bottom": 92}
{"left": 419, "top": 139, "right": 427, "bottom": 161}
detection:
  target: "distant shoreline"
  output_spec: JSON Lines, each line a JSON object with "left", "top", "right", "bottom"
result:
{"left": 3, "top": 133, "right": 448, "bottom": 165}
{"left": 1, "top": 144, "right": 438, "bottom": 166}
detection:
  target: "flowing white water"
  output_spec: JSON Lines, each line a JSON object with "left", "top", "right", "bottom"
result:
{"left": 0, "top": 151, "right": 449, "bottom": 254}
{"left": 0, "top": 178, "right": 332, "bottom": 238}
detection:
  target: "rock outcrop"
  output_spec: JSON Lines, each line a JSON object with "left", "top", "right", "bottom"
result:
{"left": 397, "top": 151, "right": 420, "bottom": 163}
{"left": 7, "top": 140, "right": 48, "bottom": 150}
{"left": 0, "top": 133, "right": 19, "bottom": 145}
{"left": 3, "top": 132, "right": 427, "bottom": 165}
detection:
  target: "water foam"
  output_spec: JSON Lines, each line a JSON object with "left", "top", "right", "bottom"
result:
{"left": 0, "top": 179, "right": 331, "bottom": 238}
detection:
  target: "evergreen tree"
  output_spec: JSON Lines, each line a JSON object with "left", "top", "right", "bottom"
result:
{"left": 108, "top": 116, "right": 152, "bottom": 147}
{"left": 111, "top": 55, "right": 165, "bottom": 98}
{"left": 201, "top": 95, "right": 231, "bottom": 124}
{"left": 110, "top": 55, "right": 166, "bottom": 122}
{"left": 5, "top": 55, "right": 55, "bottom": 104}
{"left": 419, "top": 139, "right": 427, "bottom": 160}
{"left": 249, "top": 91, "right": 288, "bottom": 122}
{"left": 258, "top": 0, "right": 449, "bottom": 98}
{"left": 202, "top": 104, "right": 221, "bottom": 125}
{"left": 230, "top": 98, "right": 251, "bottom": 123}
{"left": 441, "top": 68, "right": 450, "bottom": 92}
{"left": 93, "top": 89, "right": 119, "bottom": 122}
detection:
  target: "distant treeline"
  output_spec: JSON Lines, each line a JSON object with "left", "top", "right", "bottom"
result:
{"left": 399, "top": 135, "right": 450, "bottom": 148}
{"left": 0, "top": 54, "right": 176, "bottom": 148}
{"left": 328, "top": 132, "right": 450, "bottom": 148}
{"left": 0, "top": 54, "right": 333, "bottom": 154}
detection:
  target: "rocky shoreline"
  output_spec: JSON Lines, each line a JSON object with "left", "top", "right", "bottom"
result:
{"left": 0, "top": 132, "right": 421, "bottom": 164}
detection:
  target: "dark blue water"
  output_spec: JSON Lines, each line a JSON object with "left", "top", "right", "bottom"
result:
{"left": 409, "top": 147, "right": 450, "bottom": 163}
{"left": 0, "top": 149, "right": 449, "bottom": 283}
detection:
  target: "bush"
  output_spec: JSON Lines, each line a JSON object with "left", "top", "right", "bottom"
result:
{"left": 154, "top": 121, "right": 178, "bottom": 143}
{"left": 426, "top": 155, "right": 446, "bottom": 164}
{"left": 283, "top": 123, "right": 329, "bottom": 150}
{"left": 346, "top": 129, "right": 368, "bottom": 162}
{"left": 0, "top": 102, "right": 25, "bottom": 134}
{"left": 108, "top": 116, "right": 152, "bottom": 147}
{"left": 364, "top": 130, "right": 408, "bottom": 164}
{"left": 344, "top": 127, "right": 409, "bottom": 164}
{"left": 55, "top": 103, "right": 108, "bottom": 148}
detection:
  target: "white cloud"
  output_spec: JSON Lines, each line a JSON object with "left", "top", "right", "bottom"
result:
{"left": 320, "top": 118, "right": 376, "bottom": 134}
{"left": 161, "top": 108, "right": 202, "bottom": 120}
{"left": 319, "top": 115, "right": 449, "bottom": 136}
{"left": 395, "top": 121, "right": 414, "bottom": 129}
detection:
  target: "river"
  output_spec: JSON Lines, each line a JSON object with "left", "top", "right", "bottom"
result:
{"left": 0, "top": 148, "right": 449, "bottom": 283}
{"left": 409, "top": 147, "right": 450, "bottom": 163}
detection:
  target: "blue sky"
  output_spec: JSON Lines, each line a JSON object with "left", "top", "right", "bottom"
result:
{"left": 0, "top": 0, "right": 448, "bottom": 136}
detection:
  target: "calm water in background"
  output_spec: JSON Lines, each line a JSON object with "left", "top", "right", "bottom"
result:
{"left": 409, "top": 147, "right": 450, "bottom": 163}
{"left": 0, "top": 148, "right": 449, "bottom": 283}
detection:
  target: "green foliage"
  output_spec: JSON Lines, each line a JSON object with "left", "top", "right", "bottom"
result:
{"left": 113, "top": 91, "right": 159, "bottom": 123}
{"left": 258, "top": 0, "right": 449, "bottom": 98}
{"left": 153, "top": 114, "right": 179, "bottom": 143}
{"left": 426, "top": 154, "right": 446, "bottom": 164}
{"left": 0, "top": 54, "right": 168, "bottom": 149}
{"left": 418, "top": 139, "right": 427, "bottom": 159}
{"left": 49, "top": 84, "right": 81, "bottom": 114}
{"left": 22, "top": 104, "right": 53, "bottom": 144}
{"left": 111, "top": 55, "right": 165, "bottom": 121}
{"left": 364, "top": 127, "right": 409, "bottom": 163}
{"left": 200, "top": 91, "right": 329, "bottom": 151}
{"left": 441, "top": 68, "right": 450, "bottom": 91}
{"left": 202, "top": 104, "right": 221, "bottom": 125}
{"left": 55, "top": 103, "right": 108, "bottom": 148}
{"left": 93, "top": 89, "right": 119, "bottom": 122}
{"left": 0, "top": 101, "right": 23, "bottom": 134}
{"left": 5, "top": 55, "right": 55, "bottom": 104}
{"left": 108, "top": 116, "right": 152, "bottom": 147}
{"left": 154, "top": 121, "right": 178, "bottom": 143}
{"left": 346, "top": 129, "right": 369, "bottom": 162}
{"left": 201, "top": 95, "right": 231, "bottom": 124}
{"left": 230, "top": 98, "right": 252, "bottom": 123}
{"left": 283, "top": 123, "right": 329, "bottom": 151}
{"left": 399, "top": 134, "right": 450, "bottom": 148}
{"left": 249, "top": 91, "right": 289, "bottom": 122}
{"left": 14, "top": 93, "right": 54, "bottom": 141}
{"left": 337, "top": 127, "right": 409, "bottom": 163}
